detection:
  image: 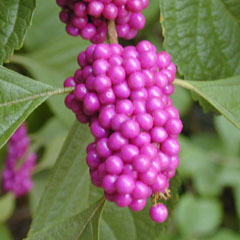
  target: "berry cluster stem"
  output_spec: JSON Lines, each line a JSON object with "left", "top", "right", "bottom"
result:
{"left": 107, "top": 20, "right": 118, "bottom": 44}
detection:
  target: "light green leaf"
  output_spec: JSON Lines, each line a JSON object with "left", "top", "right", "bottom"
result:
{"left": 24, "top": 0, "right": 65, "bottom": 51}
{"left": 0, "top": 66, "right": 56, "bottom": 148}
{"left": 160, "top": 0, "right": 240, "bottom": 80}
{"left": 0, "top": 0, "right": 36, "bottom": 64}
{"left": 175, "top": 194, "right": 222, "bottom": 237}
{"left": 0, "top": 193, "right": 15, "bottom": 223}
{"left": 26, "top": 198, "right": 105, "bottom": 240}
{"left": 29, "top": 121, "right": 92, "bottom": 234}
{"left": 175, "top": 76, "right": 240, "bottom": 130}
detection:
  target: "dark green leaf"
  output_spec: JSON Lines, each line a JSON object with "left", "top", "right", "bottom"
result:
{"left": 160, "top": 0, "right": 240, "bottom": 80}
{"left": 0, "top": 0, "right": 35, "bottom": 64}
{"left": 0, "top": 66, "right": 55, "bottom": 148}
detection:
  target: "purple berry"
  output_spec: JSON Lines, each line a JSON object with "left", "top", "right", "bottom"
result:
{"left": 150, "top": 203, "right": 168, "bottom": 223}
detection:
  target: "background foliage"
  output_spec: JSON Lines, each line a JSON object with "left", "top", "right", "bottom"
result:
{"left": 0, "top": 0, "right": 239, "bottom": 239}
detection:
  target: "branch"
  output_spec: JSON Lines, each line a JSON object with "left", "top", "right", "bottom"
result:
{"left": 107, "top": 20, "right": 118, "bottom": 44}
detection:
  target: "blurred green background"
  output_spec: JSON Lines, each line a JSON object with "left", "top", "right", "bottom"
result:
{"left": 0, "top": 0, "right": 240, "bottom": 239}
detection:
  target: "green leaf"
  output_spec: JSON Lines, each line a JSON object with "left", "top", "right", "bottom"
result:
{"left": 0, "top": 66, "right": 56, "bottom": 148}
{"left": 179, "top": 136, "right": 222, "bottom": 196}
{"left": 34, "top": 118, "right": 69, "bottom": 171}
{"left": 30, "top": 170, "right": 51, "bottom": 214}
{"left": 221, "top": 0, "right": 240, "bottom": 21}
{"left": 175, "top": 76, "right": 240, "bottom": 130}
{"left": 24, "top": 0, "right": 65, "bottom": 51}
{"left": 160, "top": 0, "right": 240, "bottom": 81}
{"left": 214, "top": 116, "right": 240, "bottom": 156}
{"left": 206, "top": 229, "right": 240, "bottom": 240}
{"left": 171, "top": 86, "right": 192, "bottom": 117}
{"left": 0, "top": 0, "right": 36, "bottom": 64}
{"left": 26, "top": 198, "right": 105, "bottom": 240}
{"left": 0, "top": 224, "right": 12, "bottom": 240}
{"left": 175, "top": 194, "right": 222, "bottom": 237}
{"left": 143, "top": 0, "right": 160, "bottom": 26}
{"left": 0, "top": 193, "right": 15, "bottom": 223}
{"left": 29, "top": 121, "right": 92, "bottom": 234}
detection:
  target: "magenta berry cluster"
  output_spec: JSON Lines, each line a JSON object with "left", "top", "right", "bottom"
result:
{"left": 57, "top": 0, "right": 148, "bottom": 43}
{"left": 64, "top": 40, "right": 182, "bottom": 223}
{"left": 2, "top": 124, "right": 36, "bottom": 197}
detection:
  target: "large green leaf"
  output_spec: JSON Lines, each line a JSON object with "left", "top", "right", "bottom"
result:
{"left": 29, "top": 121, "right": 93, "bottom": 234}
{"left": 26, "top": 198, "right": 105, "bottom": 240}
{"left": 160, "top": 0, "right": 240, "bottom": 80}
{"left": 0, "top": 0, "right": 35, "bottom": 64}
{"left": 175, "top": 76, "right": 240, "bottom": 129}
{"left": 0, "top": 66, "right": 56, "bottom": 148}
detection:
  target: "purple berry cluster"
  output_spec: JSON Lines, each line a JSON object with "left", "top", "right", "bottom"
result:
{"left": 2, "top": 124, "right": 36, "bottom": 197}
{"left": 64, "top": 40, "right": 182, "bottom": 223}
{"left": 57, "top": 0, "right": 148, "bottom": 43}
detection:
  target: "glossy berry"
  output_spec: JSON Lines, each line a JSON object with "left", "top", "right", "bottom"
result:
{"left": 150, "top": 203, "right": 168, "bottom": 223}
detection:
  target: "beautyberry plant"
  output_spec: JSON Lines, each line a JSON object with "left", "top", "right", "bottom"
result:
{"left": 0, "top": 0, "right": 239, "bottom": 239}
